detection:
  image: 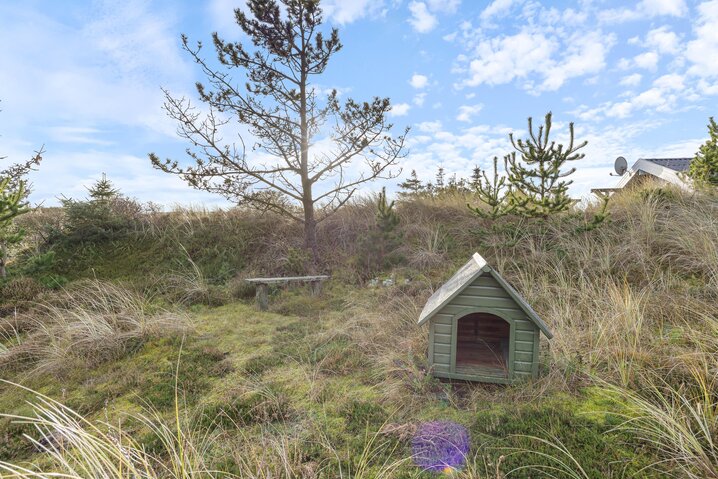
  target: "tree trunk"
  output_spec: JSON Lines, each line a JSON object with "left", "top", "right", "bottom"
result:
{"left": 0, "top": 245, "right": 6, "bottom": 279}
{"left": 303, "top": 198, "right": 318, "bottom": 267}
{"left": 299, "top": 22, "right": 318, "bottom": 267}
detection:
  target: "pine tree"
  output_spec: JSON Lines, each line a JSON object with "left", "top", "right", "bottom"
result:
{"left": 376, "top": 187, "right": 399, "bottom": 234}
{"left": 398, "top": 170, "right": 424, "bottom": 198}
{"left": 0, "top": 103, "right": 43, "bottom": 278}
{"left": 686, "top": 117, "right": 718, "bottom": 187}
{"left": 468, "top": 156, "right": 514, "bottom": 219}
{"left": 506, "top": 112, "right": 587, "bottom": 217}
{"left": 469, "top": 166, "right": 482, "bottom": 191}
{"left": 61, "top": 174, "right": 130, "bottom": 244}
{"left": 356, "top": 187, "right": 402, "bottom": 275}
{"left": 88, "top": 173, "right": 119, "bottom": 204}
{"left": 149, "top": 0, "right": 408, "bottom": 263}
{"left": 435, "top": 167, "right": 445, "bottom": 191}
{"left": 0, "top": 178, "right": 29, "bottom": 278}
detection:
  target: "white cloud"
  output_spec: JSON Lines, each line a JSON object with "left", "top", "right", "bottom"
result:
{"left": 653, "top": 73, "right": 684, "bottom": 90}
{"left": 408, "top": 0, "right": 459, "bottom": 33}
{"left": 620, "top": 73, "right": 643, "bottom": 87}
{"left": 47, "top": 126, "right": 113, "bottom": 146}
{"left": 634, "top": 51, "right": 659, "bottom": 70}
{"left": 480, "top": 0, "right": 516, "bottom": 22}
{"left": 456, "top": 26, "right": 612, "bottom": 92}
{"left": 408, "top": 1, "right": 437, "bottom": 33}
{"left": 0, "top": 1, "right": 190, "bottom": 136}
{"left": 642, "top": 0, "right": 688, "bottom": 16}
{"left": 539, "top": 31, "right": 614, "bottom": 91}
{"left": 426, "top": 0, "right": 461, "bottom": 14}
{"left": 417, "top": 121, "right": 443, "bottom": 133}
{"left": 599, "top": 0, "right": 688, "bottom": 23}
{"left": 456, "top": 104, "right": 483, "bottom": 122}
{"left": 413, "top": 93, "right": 427, "bottom": 106}
{"left": 409, "top": 73, "right": 429, "bottom": 89}
{"left": 459, "top": 32, "right": 557, "bottom": 87}
{"left": 390, "top": 103, "right": 411, "bottom": 117}
{"left": 697, "top": 79, "right": 718, "bottom": 95}
{"left": 321, "top": 0, "right": 388, "bottom": 24}
{"left": 645, "top": 26, "right": 681, "bottom": 55}
{"left": 573, "top": 72, "right": 687, "bottom": 121}
{"left": 686, "top": 0, "right": 718, "bottom": 78}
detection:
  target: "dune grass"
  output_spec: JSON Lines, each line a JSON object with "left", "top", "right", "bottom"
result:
{"left": 0, "top": 182, "right": 715, "bottom": 477}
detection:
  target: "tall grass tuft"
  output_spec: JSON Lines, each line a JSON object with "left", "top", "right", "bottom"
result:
{"left": 604, "top": 371, "right": 718, "bottom": 479}
{"left": 0, "top": 381, "right": 218, "bottom": 479}
{"left": 0, "top": 279, "right": 190, "bottom": 374}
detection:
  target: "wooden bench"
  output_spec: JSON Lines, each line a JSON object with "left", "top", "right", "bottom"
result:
{"left": 245, "top": 275, "right": 330, "bottom": 311}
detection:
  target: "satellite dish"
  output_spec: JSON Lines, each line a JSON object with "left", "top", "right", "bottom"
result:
{"left": 614, "top": 156, "right": 628, "bottom": 176}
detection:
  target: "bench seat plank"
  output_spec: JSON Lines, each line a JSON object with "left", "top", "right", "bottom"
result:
{"left": 245, "top": 275, "right": 330, "bottom": 284}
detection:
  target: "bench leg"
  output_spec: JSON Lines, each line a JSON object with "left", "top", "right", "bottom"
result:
{"left": 309, "top": 280, "right": 322, "bottom": 296}
{"left": 256, "top": 284, "right": 269, "bottom": 311}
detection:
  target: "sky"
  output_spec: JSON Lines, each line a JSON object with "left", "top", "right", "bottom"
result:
{"left": 1, "top": 0, "right": 717, "bottom": 208}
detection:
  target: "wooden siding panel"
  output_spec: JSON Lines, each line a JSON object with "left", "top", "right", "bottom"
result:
{"left": 428, "top": 322, "right": 434, "bottom": 365}
{"left": 462, "top": 285, "right": 512, "bottom": 299}
{"left": 532, "top": 329, "right": 540, "bottom": 377}
{"left": 515, "top": 351, "right": 533, "bottom": 362}
{"left": 516, "top": 330, "right": 535, "bottom": 342}
{"left": 434, "top": 324, "right": 452, "bottom": 335}
{"left": 515, "top": 361, "right": 533, "bottom": 372}
{"left": 434, "top": 343, "right": 451, "bottom": 354}
{"left": 472, "top": 275, "right": 503, "bottom": 288}
{"left": 434, "top": 353, "right": 451, "bottom": 365}
{"left": 515, "top": 340, "right": 534, "bottom": 352}
{"left": 434, "top": 333, "right": 451, "bottom": 344}
{"left": 437, "top": 304, "right": 527, "bottom": 320}
{"left": 433, "top": 314, "right": 453, "bottom": 325}
{"left": 451, "top": 295, "right": 521, "bottom": 310}
{"left": 514, "top": 320, "right": 535, "bottom": 331}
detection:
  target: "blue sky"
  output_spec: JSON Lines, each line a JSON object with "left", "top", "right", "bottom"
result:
{"left": 1, "top": 0, "right": 716, "bottom": 207}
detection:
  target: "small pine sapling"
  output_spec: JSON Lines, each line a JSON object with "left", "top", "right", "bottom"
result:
{"left": 686, "top": 117, "right": 718, "bottom": 187}
{"left": 88, "top": 173, "right": 119, "bottom": 204}
{"left": 356, "top": 187, "right": 403, "bottom": 275}
{"left": 467, "top": 156, "right": 515, "bottom": 219}
{"left": 0, "top": 178, "right": 30, "bottom": 278}
{"left": 398, "top": 170, "right": 425, "bottom": 198}
{"left": 376, "top": 187, "right": 400, "bottom": 235}
{"left": 506, "top": 112, "right": 587, "bottom": 217}
{"left": 576, "top": 192, "right": 611, "bottom": 232}
{"left": 435, "top": 167, "right": 445, "bottom": 191}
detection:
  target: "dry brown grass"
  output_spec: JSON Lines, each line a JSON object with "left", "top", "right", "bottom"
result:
{"left": 320, "top": 182, "right": 718, "bottom": 411}
{"left": 0, "top": 279, "right": 190, "bottom": 375}
{"left": 4, "top": 180, "right": 716, "bottom": 476}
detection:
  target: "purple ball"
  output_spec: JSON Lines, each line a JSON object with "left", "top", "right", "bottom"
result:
{"left": 412, "top": 421, "right": 471, "bottom": 472}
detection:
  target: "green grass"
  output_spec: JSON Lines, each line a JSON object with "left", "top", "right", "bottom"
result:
{"left": 2, "top": 186, "right": 716, "bottom": 476}
{"left": 0, "top": 295, "right": 667, "bottom": 477}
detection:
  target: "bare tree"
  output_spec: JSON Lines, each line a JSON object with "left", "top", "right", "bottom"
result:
{"left": 150, "top": 0, "right": 408, "bottom": 261}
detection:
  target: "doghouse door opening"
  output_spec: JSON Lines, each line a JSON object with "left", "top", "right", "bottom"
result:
{"left": 455, "top": 313, "right": 510, "bottom": 377}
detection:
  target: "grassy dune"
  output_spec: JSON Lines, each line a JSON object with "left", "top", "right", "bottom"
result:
{"left": 0, "top": 182, "right": 716, "bottom": 477}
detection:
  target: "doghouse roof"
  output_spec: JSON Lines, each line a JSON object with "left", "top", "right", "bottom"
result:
{"left": 417, "top": 253, "right": 553, "bottom": 339}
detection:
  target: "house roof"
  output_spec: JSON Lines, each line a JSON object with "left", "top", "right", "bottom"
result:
{"left": 641, "top": 158, "right": 693, "bottom": 172}
{"left": 417, "top": 252, "right": 553, "bottom": 339}
{"left": 615, "top": 158, "right": 693, "bottom": 190}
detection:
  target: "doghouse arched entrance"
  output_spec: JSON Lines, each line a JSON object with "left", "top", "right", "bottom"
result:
{"left": 454, "top": 312, "right": 511, "bottom": 377}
